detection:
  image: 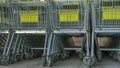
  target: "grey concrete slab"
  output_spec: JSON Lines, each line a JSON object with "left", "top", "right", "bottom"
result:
{"left": 0, "top": 56, "right": 119, "bottom": 68}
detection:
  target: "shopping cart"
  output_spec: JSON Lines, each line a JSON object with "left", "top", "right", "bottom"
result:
{"left": 0, "top": 0, "right": 49, "bottom": 65}
{"left": 11, "top": 0, "right": 47, "bottom": 30}
{"left": 46, "top": 0, "right": 91, "bottom": 67}
{"left": 0, "top": 0, "right": 13, "bottom": 65}
{"left": 91, "top": 0, "right": 120, "bottom": 66}
{"left": 0, "top": 1, "right": 9, "bottom": 30}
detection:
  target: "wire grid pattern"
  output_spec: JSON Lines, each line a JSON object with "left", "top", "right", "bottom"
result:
{"left": 51, "top": 0, "right": 88, "bottom": 29}
{"left": 94, "top": 0, "right": 120, "bottom": 28}
{"left": 0, "top": 3, "right": 10, "bottom": 30}
{"left": 11, "top": 0, "right": 47, "bottom": 30}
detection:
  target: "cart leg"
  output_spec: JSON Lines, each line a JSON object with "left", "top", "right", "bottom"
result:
{"left": 95, "top": 35, "right": 102, "bottom": 62}
{"left": 79, "top": 36, "right": 86, "bottom": 61}
{"left": 42, "top": 33, "right": 49, "bottom": 66}
{"left": 83, "top": 32, "right": 94, "bottom": 68}
{"left": 46, "top": 33, "right": 54, "bottom": 67}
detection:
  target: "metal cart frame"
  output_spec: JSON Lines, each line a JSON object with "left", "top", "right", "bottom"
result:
{"left": 91, "top": 0, "right": 120, "bottom": 66}
{"left": 0, "top": 0, "right": 50, "bottom": 65}
{"left": 46, "top": 0, "right": 91, "bottom": 67}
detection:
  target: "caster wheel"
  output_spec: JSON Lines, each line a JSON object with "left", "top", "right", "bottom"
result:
{"left": 79, "top": 52, "right": 84, "bottom": 61}
{"left": 56, "top": 55, "right": 59, "bottom": 61}
{"left": 66, "top": 54, "right": 70, "bottom": 59}
{"left": 16, "top": 55, "right": 21, "bottom": 61}
{"left": 54, "top": 56, "right": 57, "bottom": 62}
{"left": 42, "top": 57, "right": 46, "bottom": 66}
{"left": 0, "top": 56, "right": 9, "bottom": 65}
{"left": 20, "top": 54, "right": 24, "bottom": 60}
{"left": 10, "top": 55, "right": 16, "bottom": 64}
{"left": 117, "top": 53, "right": 120, "bottom": 63}
{"left": 109, "top": 52, "right": 114, "bottom": 58}
{"left": 66, "top": 51, "right": 70, "bottom": 59}
{"left": 83, "top": 57, "right": 91, "bottom": 66}
{"left": 24, "top": 54, "right": 30, "bottom": 60}
{"left": 118, "top": 57, "right": 120, "bottom": 63}
{"left": 83, "top": 57, "right": 95, "bottom": 68}
{"left": 97, "top": 53, "right": 102, "bottom": 62}
{"left": 27, "top": 53, "right": 33, "bottom": 60}
{"left": 10, "top": 54, "right": 17, "bottom": 63}
{"left": 34, "top": 53, "right": 37, "bottom": 58}
{"left": 113, "top": 53, "right": 117, "bottom": 61}
{"left": 47, "top": 57, "right": 53, "bottom": 67}
{"left": 60, "top": 51, "right": 68, "bottom": 60}
{"left": 2, "top": 59, "right": 9, "bottom": 65}
{"left": 96, "top": 51, "right": 102, "bottom": 62}
{"left": 55, "top": 55, "right": 59, "bottom": 62}
{"left": 60, "top": 54, "right": 65, "bottom": 60}
{"left": 30, "top": 54, "right": 34, "bottom": 59}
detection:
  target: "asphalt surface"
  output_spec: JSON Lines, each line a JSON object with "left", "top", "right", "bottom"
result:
{"left": 0, "top": 56, "right": 120, "bottom": 68}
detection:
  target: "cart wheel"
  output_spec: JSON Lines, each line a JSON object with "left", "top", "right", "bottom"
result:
{"left": 16, "top": 54, "right": 21, "bottom": 61}
{"left": 34, "top": 53, "right": 37, "bottom": 58}
{"left": 61, "top": 51, "right": 69, "bottom": 60}
{"left": 54, "top": 55, "right": 57, "bottom": 62}
{"left": 60, "top": 53, "right": 66, "bottom": 60}
{"left": 97, "top": 53, "right": 102, "bottom": 62}
{"left": 79, "top": 52, "right": 84, "bottom": 61}
{"left": 47, "top": 57, "right": 53, "bottom": 67}
{"left": 2, "top": 59, "right": 9, "bottom": 65}
{"left": 24, "top": 53, "right": 31, "bottom": 60}
{"left": 83, "top": 57, "right": 92, "bottom": 67}
{"left": 10, "top": 55, "right": 16, "bottom": 64}
{"left": 56, "top": 55, "right": 59, "bottom": 61}
{"left": 113, "top": 53, "right": 117, "bottom": 61}
{"left": 30, "top": 53, "right": 34, "bottom": 59}
{"left": 0, "top": 56, "right": 9, "bottom": 65}
{"left": 42, "top": 57, "right": 46, "bottom": 66}
{"left": 67, "top": 51, "right": 70, "bottom": 59}
{"left": 109, "top": 52, "right": 113, "bottom": 58}
{"left": 83, "top": 57, "right": 95, "bottom": 68}
{"left": 20, "top": 54, "right": 24, "bottom": 60}
{"left": 56, "top": 54, "right": 60, "bottom": 61}
{"left": 117, "top": 53, "right": 120, "bottom": 63}
{"left": 27, "top": 53, "right": 33, "bottom": 60}
{"left": 14, "top": 55, "right": 18, "bottom": 62}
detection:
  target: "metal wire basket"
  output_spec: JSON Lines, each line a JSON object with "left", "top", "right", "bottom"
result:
{"left": 0, "top": 2, "right": 10, "bottom": 30}
{"left": 51, "top": 0, "right": 89, "bottom": 29}
{"left": 93, "top": 0, "right": 120, "bottom": 28}
{"left": 11, "top": 0, "right": 47, "bottom": 30}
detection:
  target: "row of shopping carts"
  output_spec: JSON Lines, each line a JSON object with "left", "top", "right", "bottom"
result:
{"left": 0, "top": 0, "right": 120, "bottom": 68}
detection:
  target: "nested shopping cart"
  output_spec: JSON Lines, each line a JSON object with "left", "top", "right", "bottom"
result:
{"left": 0, "top": 0, "right": 49, "bottom": 65}
{"left": 46, "top": 0, "right": 91, "bottom": 67}
{"left": 91, "top": 0, "right": 120, "bottom": 66}
{"left": 0, "top": 0, "right": 9, "bottom": 30}
{"left": 0, "top": 0, "right": 14, "bottom": 65}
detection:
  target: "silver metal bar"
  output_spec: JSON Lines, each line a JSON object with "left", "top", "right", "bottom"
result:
{"left": 53, "top": 30, "right": 86, "bottom": 34}
{"left": 64, "top": 48, "right": 81, "bottom": 50}
{"left": 0, "top": 31, "right": 9, "bottom": 33}
{"left": 15, "top": 30, "right": 46, "bottom": 34}
{"left": 31, "top": 48, "right": 45, "bottom": 50}
{"left": 100, "top": 48, "right": 120, "bottom": 51}
{"left": 6, "top": 32, "right": 15, "bottom": 55}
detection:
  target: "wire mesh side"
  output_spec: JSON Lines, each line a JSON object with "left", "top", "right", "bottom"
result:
{"left": 0, "top": 3, "right": 10, "bottom": 30}
{"left": 11, "top": 0, "right": 47, "bottom": 30}
{"left": 93, "top": 0, "right": 120, "bottom": 28}
{"left": 0, "top": 34, "right": 8, "bottom": 56}
{"left": 50, "top": 0, "right": 88, "bottom": 29}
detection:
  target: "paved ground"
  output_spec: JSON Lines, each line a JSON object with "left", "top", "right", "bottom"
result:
{"left": 0, "top": 56, "right": 120, "bottom": 68}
